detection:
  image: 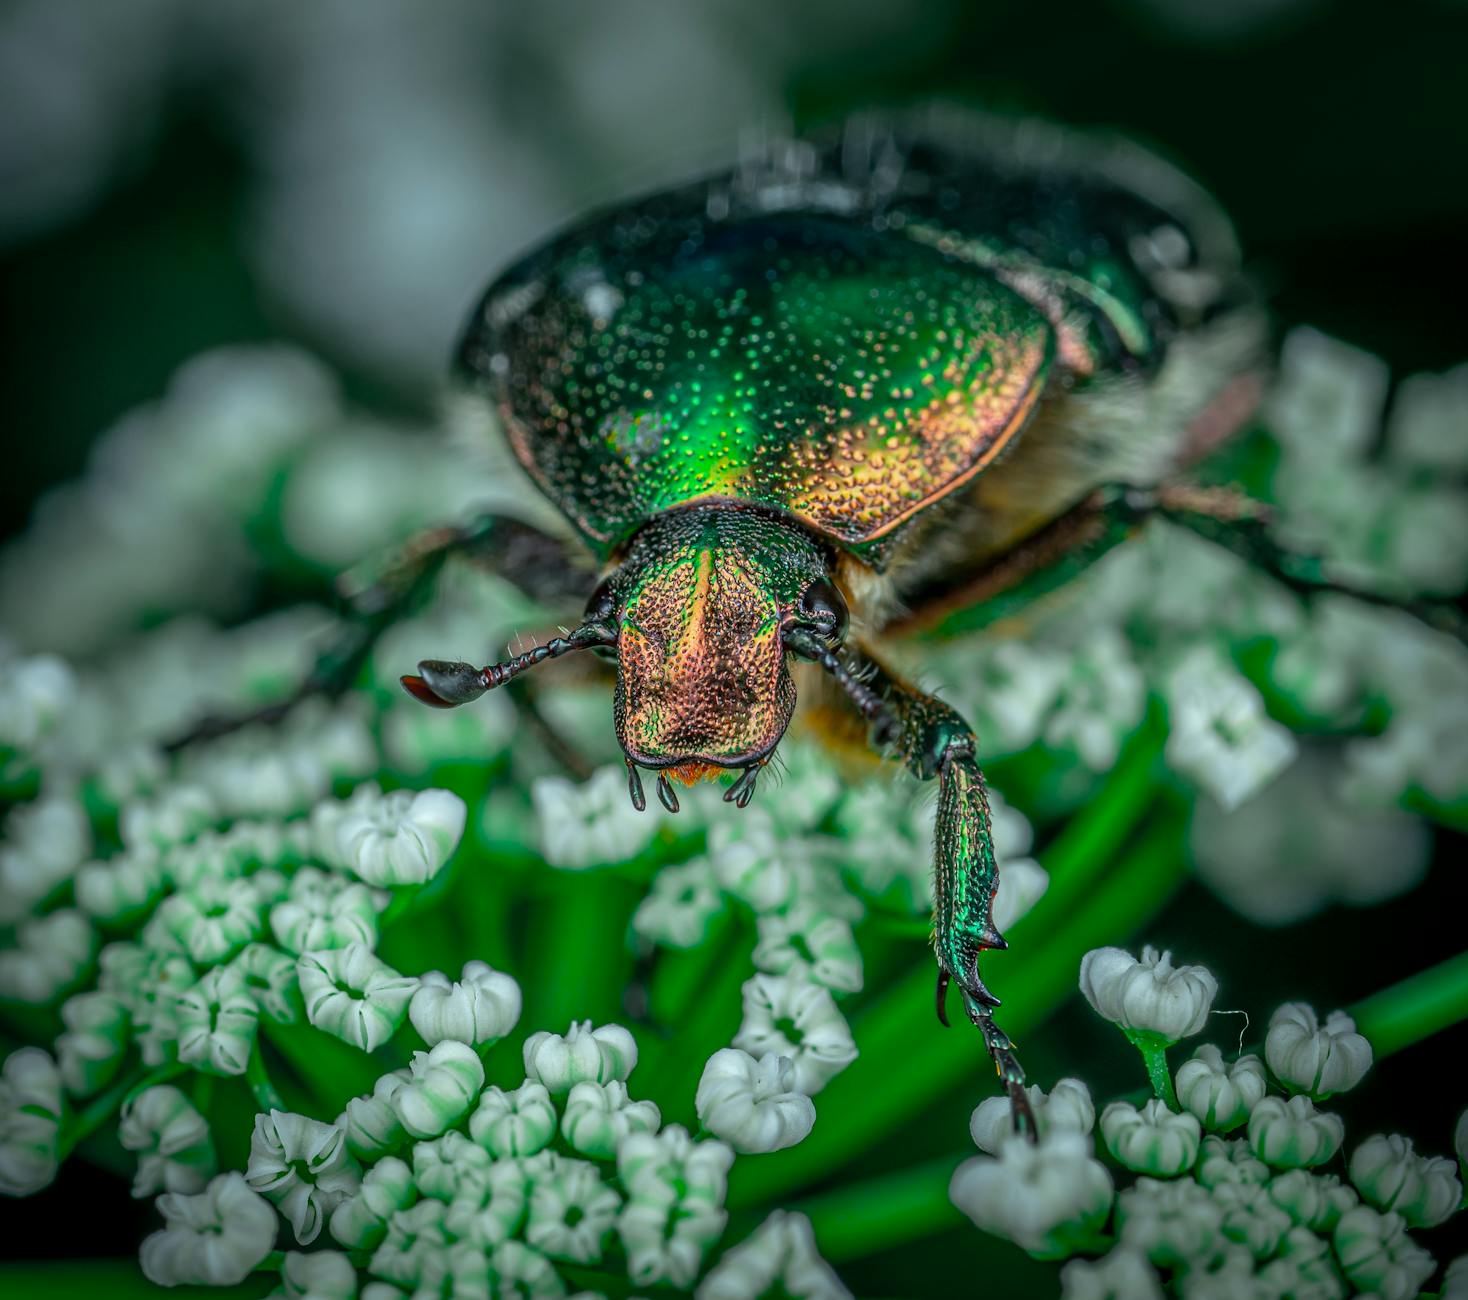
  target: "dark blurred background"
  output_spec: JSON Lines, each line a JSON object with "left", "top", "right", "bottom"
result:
{"left": 3, "top": 0, "right": 1466, "bottom": 1289}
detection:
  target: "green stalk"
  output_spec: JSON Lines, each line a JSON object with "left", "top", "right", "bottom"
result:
{"left": 1351, "top": 949, "right": 1468, "bottom": 1059}
{"left": 56, "top": 1067, "right": 151, "bottom": 1161}
{"left": 245, "top": 1045, "right": 285, "bottom": 1113}
{"left": 1126, "top": 1033, "right": 1179, "bottom": 1110}
{"left": 728, "top": 802, "right": 1187, "bottom": 1211}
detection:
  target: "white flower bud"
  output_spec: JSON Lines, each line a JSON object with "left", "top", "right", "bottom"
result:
{"left": 1333, "top": 1205, "right": 1436, "bottom": 1300}
{"left": 1211, "top": 1180, "right": 1291, "bottom": 1259}
{"left": 328, "top": 1155, "right": 415, "bottom": 1249}
{"left": 696, "top": 1049, "right": 817, "bottom": 1155}
{"left": 1444, "top": 1253, "right": 1468, "bottom": 1300}
{"left": 1116, "top": 1176, "right": 1223, "bottom": 1272}
{"left": 118, "top": 1084, "right": 216, "bottom": 1198}
{"left": 0, "top": 1047, "right": 63, "bottom": 1195}
{"left": 1059, "top": 1245, "right": 1164, "bottom": 1300}
{"left": 524, "top": 1155, "right": 620, "bottom": 1264}
{"left": 176, "top": 966, "right": 259, "bottom": 1076}
{"left": 706, "top": 812, "right": 810, "bottom": 914}
{"left": 55, "top": 990, "right": 130, "bottom": 1097}
{"left": 390, "top": 1040, "right": 484, "bottom": 1139}
{"left": 1174, "top": 1046, "right": 1267, "bottom": 1132}
{"left": 1264, "top": 1002, "right": 1371, "bottom": 1098}
{"left": 370, "top": 1199, "right": 450, "bottom": 1286}
{"left": 408, "top": 960, "right": 521, "bottom": 1047}
{"left": 1247, "top": 1095, "right": 1344, "bottom": 1169}
{"left": 441, "top": 1156, "right": 528, "bottom": 1247}
{"left": 139, "top": 1171, "right": 279, "bottom": 1286}
{"left": 342, "top": 1069, "right": 411, "bottom": 1161}
{"left": 696, "top": 1209, "right": 852, "bottom": 1300}
{"left": 1078, "top": 945, "right": 1217, "bottom": 1045}
{"left": 298, "top": 944, "right": 417, "bottom": 1052}
{"left": 147, "top": 876, "right": 266, "bottom": 965}
{"left": 1349, "top": 1133, "right": 1461, "bottom": 1228}
{"left": 523, "top": 1020, "right": 637, "bottom": 1094}
{"left": 246, "top": 1109, "right": 361, "bottom": 1244}
{"left": 121, "top": 783, "right": 217, "bottom": 852}
{"left": 275, "top": 1250, "right": 358, "bottom": 1300}
{"left": 560, "top": 1080, "right": 660, "bottom": 1160}
{"left": 336, "top": 787, "right": 466, "bottom": 887}
{"left": 1195, "top": 1135, "right": 1271, "bottom": 1190}
{"left": 490, "top": 1241, "right": 564, "bottom": 1297}
{"left": 269, "top": 866, "right": 381, "bottom": 955}
{"left": 1266, "top": 1170, "right": 1357, "bottom": 1234}
{"left": 752, "top": 904, "right": 863, "bottom": 995}
{"left": 0, "top": 908, "right": 96, "bottom": 1004}
{"left": 1101, "top": 1099, "right": 1201, "bottom": 1176}
{"left": 534, "top": 765, "right": 666, "bottom": 869}
{"left": 733, "top": 973, "right": 857, "bottom": 1095}
{"left": 632, "top": 859, "right": 725, "bottom": 949}
{"left": 617, "top": 1123, "right": 734, "bottom": 1209}
{"left": 75, "top": 850, "right": 165, "bottom": 924}
{"left": 470, "top": 1081, "right": 558, "bottom": 1158}
{"left": 970, "top": 1077, "right": 1095, "bottom": 1154}
{"left": 950, "top": 1130, "right": 1113, "bottom": 1258}
{"left": 0, "top": 652, "right": 72, "bottom": 750}
{"left": 131, "top": 951, "right": 195, "bottom": 1067}
{"left": 0, "top": 795, "right": 90, "bottom": 924}
{"left": 229, "top": 943, "right": 303, "bottom": 1025}
{"left": 411, "top": 1129, "right": 493, "bottom": 1201}
{"left": 618, "top": 1194, "right": 727, "bottom": 1290}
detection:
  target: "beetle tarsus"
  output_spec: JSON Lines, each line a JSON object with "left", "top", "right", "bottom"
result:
{"left": 656, "top": 772, "right": 680, "bottom": 814}
{"left": 962, "top": 988, "right": 1035, "bottom": 1141}
{"left": 626, "top": 762, "right": 647, "bottom": 812}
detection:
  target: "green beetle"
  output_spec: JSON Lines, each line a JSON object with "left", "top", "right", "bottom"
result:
{"left": 382, "top": 111, "right": 1430, "bottom": 1134}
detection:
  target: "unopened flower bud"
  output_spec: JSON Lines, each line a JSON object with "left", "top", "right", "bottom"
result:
{"left": 1078, "top": 946, "right": 1217, "bottom": 1045}
{"left": 1265, "top": 1002, "right": 1371, "bottom": 1098}
{"left": 1174, "top": 1045, "right": 1267, "bottom": 1132}
{"left": 1101, "top": 1099, "right": 1201, "bottom": 1177}
{"left": 1248, "top": 1095, "right": 1344, "bottom": 1170}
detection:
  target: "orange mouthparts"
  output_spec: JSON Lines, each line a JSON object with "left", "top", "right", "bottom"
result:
{"left": 666, "top": 761, "right": 723, "bottom": 787}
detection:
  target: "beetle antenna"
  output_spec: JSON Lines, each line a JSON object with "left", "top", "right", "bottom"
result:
{"left": 401, "top": 622, "right": 615, "bottom": 708}
{"left": 814, "top": 645, "right": 898, "bottom": 745}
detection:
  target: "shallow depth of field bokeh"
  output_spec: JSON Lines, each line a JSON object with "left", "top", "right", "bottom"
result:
{"left": 2, "top": 2, "right": 1466, "bottom": 1298}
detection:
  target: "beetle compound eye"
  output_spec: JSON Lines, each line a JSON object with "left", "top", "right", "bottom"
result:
{"left": 800, "top": 578, "right": 848, "bottom": 641}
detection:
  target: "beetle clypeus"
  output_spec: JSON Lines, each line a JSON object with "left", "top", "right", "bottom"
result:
{"left": 312, "top": 111, "right": 1462, "bottom": 1138}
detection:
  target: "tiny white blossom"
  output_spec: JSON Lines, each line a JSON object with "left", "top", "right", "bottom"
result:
{"left": 1163, "top": 646, "right": 1297, "bottom": 809}
{"left": 74, "top": 849, "right": 165, "bottom": 923}
{"left": 139, "top": 1171, "right": 278, "bottom": 1286}
{"left": 130, "top": 951, "right": 196, "bottom": 1067}
{"left": 272, "top": 1249, "right": 358, "bottom": 1300}
{"left": 0, "top": 907, "right": 96, "bottom": 1004}
{"left": 411, "top": 1129, "right": 494, "bottom": 1202}
{"left": 618, "top": 1194, "right": 727, "bottom": 1290}
{"left": 1115, "top": 1176, "right": 1224, "bottom": 1272}
{"left": 0, "top": 1047, "right": 64, "bottom": 1195}
{"left": 341, "top": 1070, "right": 410, "bottom": 1161}
{"left": 328, "top": 1155, "right": 416, "bottom": 1250}
{"left": 523, "top": 1020, "right": 637, "bottom": 1094}
{"left": 524, "top": 1155, "right": 621, "bottom": 1264}
{"left": 1059, "top": 1245, "right": 1165, "bottom": 1300}
{"left": 1174, "top": 1046, "right": 1268, "bottom": 1132}
{"left": 470, "top": 1081, "right": 558, "bottom": 1158}
{"left": 408, "top": 960, "right": 521, "bottom": 1047}
{"left": 1332, "top": 1204, "right": 1436, "bottom": 1300}
{"left": 489, "top": 1240, "right": 564, "bottom": 1298}
{"left": 118, "top": 1084, "right": 217, "bottom": 1198}
{"left": 632, "top": 859, "right": 725, "bottom": 949}
{"left": 1264, "top": 1002, "right": 1372, "bottom": 1098}
{"left": 269, "top": 866, "right": 382, "bottom": 955}
{"left": 706, "top": 811, "right": 814, "bottom": 914}
{"left": 560, "top": 1080, "right": 660, "bottom": 1160}
{"left": 1042, "top": 628, "right": 1146, "bottom": 771}
{"left": 970, "top": 1077, "right": 1095, "bottom": 1154}
{"left": 0, "top": 795, "right": 91, "bottom": 923}
{"left": 1078, "top": 945, "right": 1218, "bottom": 1045}
{"left": 441, "top": 1155, "right": 529, "bottom": 1247}
{"left": 298, "top": 944, "right": 418, "bottom": 1052}
{"left": 1101, "top": 1098, "right": 1201, "bottom": 1177}
{"left": 696, "top": 1209, "right": 852, "bottom": 1300}
{"left": 368, "top": 1197, "right": 450, "bottom": 1286}
{"left": 55, "top": 989, "right": 130, "bottom": 1096}
{"left": 146, "top": 875, "right": 270, "bottom": 966}
{"left": 1210, "top": 1179, "right": 1291, "bottom": 1259}
{"left": 390, "top": 1040, "right": 485, "bottom": 1139}
{"left": 950, "top": 1130, "right": 1113, "bottom": 1258}
{"left": 247, "top": 1109, "right": 362, "bottom": 1244}
{"left": 229, "top": 943, "right": 303, "bottom": 1025}
{"left": 1247, "top": 1095, "right": 1344, "bottom": 1169}
{"left": 176, "top": 966, "right": 259, "bottom": 1075}
{"left": 534, "top": 764, "right": 665, "bottom": 869}
{"left": 120, "top": 783, "right": 217, "bottom": 851}
{"left": 733, "top": 973, "right": 858, "bottom": 1095}
{"left": 1349, "top": 1133, "right": 1461, "bottom": 1228}
{"left": 1195, "top": 1135, "right": 1271, "bottom": 1190}
{"left": 0, "top": 651, "right": 72, "bottom": 751}
{"left": 1265, "top": 1169, "right": 1357, "bottom": 1234}
{"left": 752, "top": 903, "right": 863, "bottom": 994}
{"left": 617, "top": 1123, "right": 734, "bottom": 1209}
{"left": 336, "top": 787, "right": 466, "bottom": 887}
{"left": 696, "top": 1049, "right": 817, "bottom": 1154}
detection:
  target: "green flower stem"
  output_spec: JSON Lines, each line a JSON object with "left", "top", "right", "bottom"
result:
{"left": 728, "top": 799, "right": 1187, "bottom": 1213}
{"left": 654, "top": 921, "right": 756, "bottom": 1114}
{"left": 1351, "top": 949, "right": 1468, "bottom": 1059}
{"left": 649, "top": 910, "right": 734, "bottom": 1027}
{"left": 1126, "top": 1032, "right": 1179, "bottom": 1109}
{"left": 192, "top": 1070, "right": 215, "bottom": 1117}
{"left": 0, "top": 1259, "right": 274, "bottom": 1300}
{"left": 245, "top": 1044, "right": 285, "bottom": 1113}
{"left": 260, "top": 1019, "right": 381, "bottom": 1113}
{"left": 56, "top": 1066, "right": 151, "bottom": 1161}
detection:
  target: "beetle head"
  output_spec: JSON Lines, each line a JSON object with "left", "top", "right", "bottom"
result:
{"left": 599, "top": 506, "right": 842, "bottom": 790}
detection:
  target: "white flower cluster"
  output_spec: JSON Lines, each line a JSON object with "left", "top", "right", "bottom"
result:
{"left": 953, "top": 947, "right": 1462, "bottom": 1299}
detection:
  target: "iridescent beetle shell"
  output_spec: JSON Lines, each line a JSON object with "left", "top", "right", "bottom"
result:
{"left": 456, "top": 114, "right": 1230, "bottom": 570}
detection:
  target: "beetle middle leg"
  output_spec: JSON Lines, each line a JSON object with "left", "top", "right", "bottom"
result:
{"left": 820, "top": 644, "right": 1036, "bottom": 1139}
